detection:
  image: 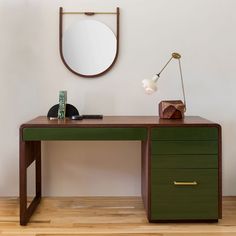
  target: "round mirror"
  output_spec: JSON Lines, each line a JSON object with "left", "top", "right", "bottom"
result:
{"left": 62, "top": 19, "right": 117, "bottom": 77}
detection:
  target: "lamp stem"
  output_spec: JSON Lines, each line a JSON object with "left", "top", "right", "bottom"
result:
{"left": 178, "top": 59, "right": 186, "bottom": 112}
{"left": 156, "top": 56, "right": 173, "bottom": 77}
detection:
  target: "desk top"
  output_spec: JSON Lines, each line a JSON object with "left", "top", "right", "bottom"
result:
{"left": 21, "top": 116, "right": 219, "bottom": 129}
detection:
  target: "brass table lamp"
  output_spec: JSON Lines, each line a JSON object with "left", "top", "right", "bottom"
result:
{"left": 142, "top": 52, "right": 186, "bottom": 119}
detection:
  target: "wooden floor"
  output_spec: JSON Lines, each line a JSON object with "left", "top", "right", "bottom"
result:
{"left": 0, "top": 197, "right": 236, "bottom": 236}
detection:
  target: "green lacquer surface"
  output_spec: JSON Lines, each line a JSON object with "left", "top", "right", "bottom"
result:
{"left": 151, "top": 127, "right": 218, "bottom": 141}
{"left": 23, "top": 128, "right": 147, "bottom": 141}
{"left": 151, "top": 141, "right": 218, "bottom": 154}
{"left": 152, "top": 154, "right": 218, "bottom": 169}
{"left": 151, "top": 169, "right": 218, "bottom": 220}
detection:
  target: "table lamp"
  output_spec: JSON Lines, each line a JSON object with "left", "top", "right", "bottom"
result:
{"left": 142, "top": 52, "right": 186, "bottom": 119}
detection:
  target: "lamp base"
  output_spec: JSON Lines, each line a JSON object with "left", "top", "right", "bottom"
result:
{"left": 159, "top": 100, "right": 185, "bottom": 119}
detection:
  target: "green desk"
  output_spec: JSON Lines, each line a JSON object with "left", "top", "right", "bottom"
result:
{"left": 19, "top": 116, "right": 222, "bottom": 225}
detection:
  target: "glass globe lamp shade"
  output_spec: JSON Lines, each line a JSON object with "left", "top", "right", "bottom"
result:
{"left": 142, "top": 75, "right": 159, "bottom": 94}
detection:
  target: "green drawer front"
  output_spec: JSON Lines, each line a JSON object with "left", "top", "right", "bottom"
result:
{"left": 23, "top": 128, "right": 147, "bottom": 141}
{"left": 151, "top": 127, "right": 218, "bottom": 141}
{"left": 151, "top": 169, "right": 218, "bottom": 220}
{"left": 151, "top": 141, "right": 218, "bottom": 155}
{"left": 152, "top": 154, "right": 218, "bottom": 169}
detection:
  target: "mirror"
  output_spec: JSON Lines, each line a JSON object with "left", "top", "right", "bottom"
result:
{"left": 59, "top": 7, "right": 120, "bottom": 78}
{"left": 63, "top": 20, "right": 116, "bottom": 76}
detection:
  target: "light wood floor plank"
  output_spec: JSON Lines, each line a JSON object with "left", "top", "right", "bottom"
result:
{"left": 0, "top": 197, "right": 236, "bottom": 235}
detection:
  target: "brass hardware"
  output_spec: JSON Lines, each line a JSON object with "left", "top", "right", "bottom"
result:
{"left": 172, "top": 52, "right": 181, "bottom": 59}
{"left": 62, "top": 11, "right": 118, "bottom": 15}
{"left": 174, "top": 181, "right": 198, "bottom": 186}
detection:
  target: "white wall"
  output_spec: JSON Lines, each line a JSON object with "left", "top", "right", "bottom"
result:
{"left": 0, "top": 0, "right": 236, "bottom": 196}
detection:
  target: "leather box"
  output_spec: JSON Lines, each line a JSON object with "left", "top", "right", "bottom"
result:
{"left": 159, "top": 100, "right": 185, "bottom": 119}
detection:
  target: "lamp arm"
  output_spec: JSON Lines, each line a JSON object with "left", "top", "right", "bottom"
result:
{"left": 155, "top": 53, "right": 186, "bottom": 112}
{"left": 156, "top": 56, "right": 173, "bottom": 77}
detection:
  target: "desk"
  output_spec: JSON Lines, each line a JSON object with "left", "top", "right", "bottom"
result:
{"left": 19, "top": 116, "right": 221, "bottom": 225}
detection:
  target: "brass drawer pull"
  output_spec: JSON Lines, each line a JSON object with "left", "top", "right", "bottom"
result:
{"left": 174, "top": 181, "right": 198, "bottom": 186}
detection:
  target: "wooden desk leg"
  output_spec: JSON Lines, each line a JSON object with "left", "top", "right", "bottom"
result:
{"left": 141, "top": 138, "right": 150, "bottom": 219}
{"left": 20, "top": 140, "right": 41, "bottom": 226}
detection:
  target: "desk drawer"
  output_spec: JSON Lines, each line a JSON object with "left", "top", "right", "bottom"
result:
{"left": 151, "top": 127, "right": 218, "bottom": 141}
{"left": 23, "top": 127, "right": 147, "bottom": 141}
{"left": 151, "top": 169, "right": 218, "bottom": 220}
{"left": 151, "top": 141, "right": 218, "bottom": 155}
{"left": 152, "top": 154, "right": 218, "bottom": 169}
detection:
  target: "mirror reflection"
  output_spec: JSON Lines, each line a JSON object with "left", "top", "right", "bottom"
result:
{"left": 62, "top": 19, "right": 117, "bottom": 76}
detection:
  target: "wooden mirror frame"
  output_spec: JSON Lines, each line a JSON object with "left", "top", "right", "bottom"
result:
{"left": 59, "top": 7, "right": 120, "bottom": 78}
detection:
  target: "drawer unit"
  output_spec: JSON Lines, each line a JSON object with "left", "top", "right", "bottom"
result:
{"left": 151, "top": 169, "right": 218, "bottom": 220}
{"left": 23, "top": 127, "right": 147, "bottom": 141}
{"left": 150, "top": 126, "right": 220, "bottom": 221}
{"left": 151, "top": 127, "right": 218, "bottom": 141}
{"left": 151, "top": 140, "right": 218, "bottom": 155}
{"left": 152, "top": 154, "right": 218, "bottom": 169}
